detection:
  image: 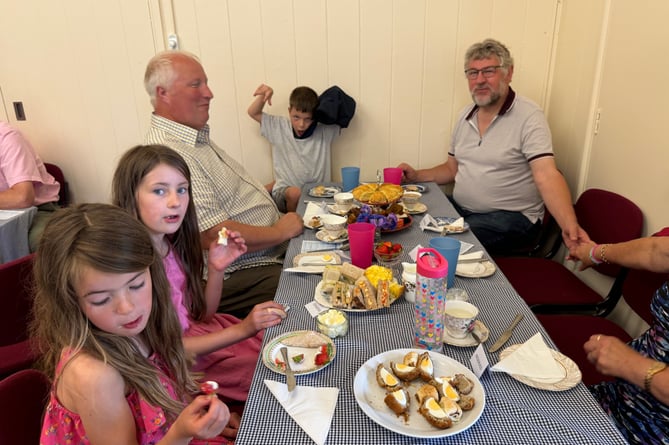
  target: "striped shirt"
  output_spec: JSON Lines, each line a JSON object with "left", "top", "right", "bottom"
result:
{"left": 145, "top": 114, "right": 286, "bottom": 274}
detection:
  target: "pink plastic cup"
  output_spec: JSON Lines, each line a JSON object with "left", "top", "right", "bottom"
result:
{"left": 383, "top": 167, "right": 403, "bottom": 185}
{"left": 347, "top": 222, "right": 376, "bottom": 268}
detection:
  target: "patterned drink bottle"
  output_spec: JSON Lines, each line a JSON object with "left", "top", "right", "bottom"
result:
{"left": 414, "top": 248, "right": 448, "bottom": 351}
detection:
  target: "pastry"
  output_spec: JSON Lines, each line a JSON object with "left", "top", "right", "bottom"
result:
{"left": 351, "top": 183, "right": 403, "bottom": 205}
{"left": 200, "top": 381, "right": 219, "bottom": 395}
{"left": 217, "top": 227, "right": 229, "bottom": 245}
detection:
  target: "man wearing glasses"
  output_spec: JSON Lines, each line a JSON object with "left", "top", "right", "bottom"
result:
{"left": 399, "top": 38, "right": 588, "bottom": 255}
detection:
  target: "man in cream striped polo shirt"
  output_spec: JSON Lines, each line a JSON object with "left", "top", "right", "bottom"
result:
{"left": 144, "top": 50, "right": 303, "bottom": 318}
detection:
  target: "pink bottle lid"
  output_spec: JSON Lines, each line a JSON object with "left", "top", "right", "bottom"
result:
{"left": 416, "top": 248, "right": 448, "bottom": 279}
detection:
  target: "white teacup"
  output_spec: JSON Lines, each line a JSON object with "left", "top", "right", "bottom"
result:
{"left": 319, "top": 214, "right": 347, "bottom": 237}
{"left": 333, "top": 192, "right": 354, "bottom": 212}
{"left": 402, "top": 191, "right": 422, "bottom": 211}
{"left": 443, "top": 300, "right": 479, "bottom": 339}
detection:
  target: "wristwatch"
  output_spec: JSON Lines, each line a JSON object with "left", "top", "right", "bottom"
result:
{"left": 644, "top": 361, "right": 667, "bottom": 392}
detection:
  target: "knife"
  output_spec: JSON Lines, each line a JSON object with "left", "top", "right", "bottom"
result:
{"left": 280, "top": 347, "right": 296, "bottom": 391}
{"left": 488, "top": 313, "right": 524, "bottom": 353}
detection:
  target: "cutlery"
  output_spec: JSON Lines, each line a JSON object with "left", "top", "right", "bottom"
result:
{"left": 488, "top": 313, "right": 524, "bottom": 353}
{"left": 457, "top": 257, "right": 490, "bottom": 264}
{"left": 280, "top": 347, "right": 296, "bottom": 391}
{"left": 467, "top": 322, "right": 484, "bottom": 344}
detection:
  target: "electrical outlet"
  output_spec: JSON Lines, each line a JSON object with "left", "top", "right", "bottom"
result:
{"left": 13, "top": 101, "right": 26, "bottom": 121}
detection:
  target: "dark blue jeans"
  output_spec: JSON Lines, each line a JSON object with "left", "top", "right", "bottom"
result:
{"left": 448, "top": 197, "right": 541, "bottom": 255}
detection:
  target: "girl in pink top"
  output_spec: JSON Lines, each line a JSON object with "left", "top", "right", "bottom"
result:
{"left": 113, "top": 145, "right": 287, "bottom": 438}
{"left": 31, "top": 204, "right": 230, "bottom": 444}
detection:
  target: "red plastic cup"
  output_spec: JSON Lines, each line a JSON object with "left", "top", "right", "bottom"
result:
{"left": 383, "top": 167, "right": 402, "bottom": 185}
{"left": 347, "top": 222, "right": 376, "bottom": 268}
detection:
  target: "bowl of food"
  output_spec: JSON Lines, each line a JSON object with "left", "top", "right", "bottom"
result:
{"left": 374, "top": 241, "right": 403, "bottom": 266}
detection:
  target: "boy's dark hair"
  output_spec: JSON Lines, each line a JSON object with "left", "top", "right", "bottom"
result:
{"left": 289, "top": 86, "right": 319, "bottom": 114}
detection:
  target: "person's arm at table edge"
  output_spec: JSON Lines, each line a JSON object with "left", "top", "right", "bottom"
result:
{"left": 0, "top": 181, "right": 35, "bottom": 209}
{"left": 397, "top": 155, "right": 458, "bottom": 184}
{"left": 531, "top": 157, "right": 589, "bottom": 249}
{"left": 201, "top": 214, "right": 303, "bottom": 253}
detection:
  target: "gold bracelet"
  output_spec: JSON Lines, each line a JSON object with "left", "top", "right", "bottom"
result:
{"left": 599, "top": 243, "right": 611, "bottom": 264}
{"left": 644, "top": 361, "right": 667, "bottom": 392}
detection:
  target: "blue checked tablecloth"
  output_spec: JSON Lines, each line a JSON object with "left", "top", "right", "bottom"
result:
{"left": 236, "top": 182, "right": 627, "bottom": 445}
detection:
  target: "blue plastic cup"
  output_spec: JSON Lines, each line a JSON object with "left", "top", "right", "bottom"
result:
{"left": 429, "top": 237, "right": 461, "bottom": 288}
{"left": 341, "top": 167, "right": 360, "bottom": 192}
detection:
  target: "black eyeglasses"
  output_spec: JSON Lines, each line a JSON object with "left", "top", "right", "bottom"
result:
{"left": 464, "top": 65, "right": 503, "bottom": 80}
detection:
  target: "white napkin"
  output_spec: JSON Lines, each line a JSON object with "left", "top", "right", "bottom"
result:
{"left": 264, "top": 380, "right": 339, "bottom": 445}
{"left": 459, "top": 250, "right": 483, "bottom": 261}
{"left": 450, "top": 217, "right": 465, "bottom": 228}
{"left": 490, "top": 333, "right": 565, "bottom": 382}
{"left": 303, "top": 202, "right": 328, "bottom": 224}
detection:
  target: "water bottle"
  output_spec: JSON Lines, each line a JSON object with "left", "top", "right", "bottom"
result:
{"left": 414, "top": 248, "right": 448, "bottom": 351}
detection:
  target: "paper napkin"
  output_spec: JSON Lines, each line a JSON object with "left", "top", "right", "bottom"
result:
{"left": 264, "top": 380, "right": 339, "bottom": 445}
{"left": 490, "top": 333, "right": 565, "bottom": 382}
{"left": 303, "top": 202, "right": 328, "bottom": 224}
{"left": 450, "top": 217, "right": 465, "bottom": 229}
{"left": 459, "top": 250, "right": 483, "bottom": 261}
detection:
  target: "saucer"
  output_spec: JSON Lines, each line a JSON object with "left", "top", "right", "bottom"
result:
{"left": 316, "top": 229, "right": 348, "bottom": 243}
{"left": 326, "top": 204, "right": 356, "bottom": 216}
{"left": 442, "top": 320, "right": 489, "bottom": 347}
{"left": 403, "top": 202, "right": 427, "bottom": 215}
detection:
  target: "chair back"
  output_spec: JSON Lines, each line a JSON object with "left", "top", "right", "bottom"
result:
{"left": 0, "top": 253, "right": 38, "bottom": 378}
{"left": 622, "top": 228, "right": 669, "bottom": 324}
{"left": 44, "top": 162, "right": 69, "bottom": 206}
{"left": 574, "top": 188, "right": 643, "bottom": 277}
{"left": 0, "top": 253, "right": 35, "bottom": 346}
{"left": 0, "top": 369, "right": 50, "bottom": 444}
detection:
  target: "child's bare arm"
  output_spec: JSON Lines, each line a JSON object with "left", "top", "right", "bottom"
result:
{"left": 248, "top": 84, "right": 274, "bottom": 123}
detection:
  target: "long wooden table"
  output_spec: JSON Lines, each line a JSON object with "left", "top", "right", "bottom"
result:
{"left": 235, "top": 182, "right": 626, "bottom": 444}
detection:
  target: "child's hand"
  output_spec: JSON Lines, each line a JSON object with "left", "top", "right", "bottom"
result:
{"left": 170, "top": 394, "right": 230, "bottom": 441}
{"left": 253, "top": 84, "right": 274, "bottom": 106}
{"left": 208, "top": 230, "right": 247, "bottom": 271}
{"left": 242, "top": 301, "right": 287, "bottom": 334}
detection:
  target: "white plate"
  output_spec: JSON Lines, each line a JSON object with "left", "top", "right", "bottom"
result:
{"left": 433, "top": 216, "right": 470, "bottom": 234}
{"left": 262, "top": 330, "right": 336, "bottom": 375}
{"left": 499, "top": 344, "right": 582, "bottom": 391}
{"left": 315, "top": 229, "right": 348, "bottom": 244}
{"left": 293, "top": 252, "right": 341, "bottom": 267}
{"left": 308, "top": 186, "right": 341, "bottom": 198}
{"left": 403, "top": 202, "right": 428, "bottom": 215}
{"left": 402, "top": 184, "right": 427, "bottom": 193}
{"left": 443, "top": 320, "right": 489, "bottom": 347}
{"left": 303, "top": 215, "right": 324, "bottom": 230}
{"left": 353, "top": 348, "right": 485, "bottom": 438}
{"left": 326, "top": 204, "right": 358, "bottom": 216}
{"left": 455, "top": 261, "right": 496, "bottom": 278}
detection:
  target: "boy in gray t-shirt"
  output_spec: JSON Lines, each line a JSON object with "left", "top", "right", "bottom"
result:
{"left": 248, "top": 84, "right": 350, "bottom": 212}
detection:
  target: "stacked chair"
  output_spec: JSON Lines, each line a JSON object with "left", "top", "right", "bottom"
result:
{"left": 44, "top": 162, "right": 70, "bottom": 207}
{"left": 495, "top": 188, "right": 644, "bottom": 314}
{"left": 0, "top": 253, "right": 38, "bottom": 379}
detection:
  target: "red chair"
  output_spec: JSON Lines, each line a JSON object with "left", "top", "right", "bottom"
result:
{"left": 44, "top": 162, "right": 70, "bottom": 207}
{"left": 495, "top": 188, "right": 643, "bottom": 313}
{"left": 0, "top": 369, "right": 50, "bottom": 444}
{"left": 0, "top": 253, "right": 38, "bottom": 379}
{"left": 537, "top": 256, "right": 668, "bottom": 386}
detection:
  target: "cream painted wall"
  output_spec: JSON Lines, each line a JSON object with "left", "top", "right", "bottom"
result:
{"left": 166, "top": 0, "right": 559, "bottom": 188}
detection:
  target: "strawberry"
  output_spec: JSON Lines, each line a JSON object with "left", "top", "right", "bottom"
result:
{"left": 200, "top": 381, "right": 219, "bottom": 395}
{"left": 314, "top": 344, "right": 332, "bottom": 366}
{"left": 391, "top": 243, "right": 402, "bottom": 253}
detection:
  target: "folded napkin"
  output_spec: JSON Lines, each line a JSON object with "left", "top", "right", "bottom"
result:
{"left": 459, "top": 250, "right": 483, "bottom": 261}
{"left": 490, "top": 333, "right": 565, "bottom": 382}
{"left": 449, "top": 217, "right": 465, "bottom": 229}
{"left": 303, "top": 202, "right": 328, "bottom": 224}
{"left": 264, "top": 380, "right": 339, "bottom": 445}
